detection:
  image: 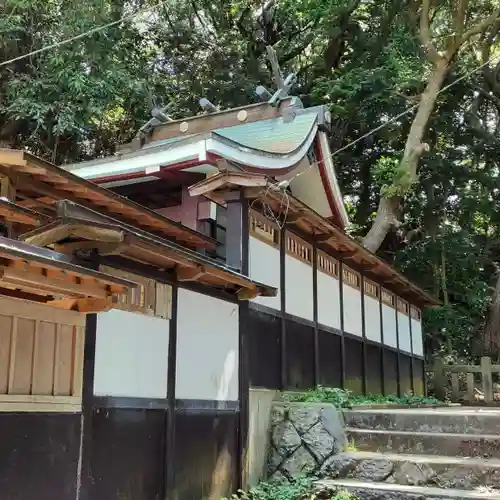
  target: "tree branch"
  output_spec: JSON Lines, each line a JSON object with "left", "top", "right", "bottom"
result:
{"left": 457, "top": 7, "right": 500, "bottom": 47}
{"left": 419, "top": 0, "right": 442, "bottom": 64}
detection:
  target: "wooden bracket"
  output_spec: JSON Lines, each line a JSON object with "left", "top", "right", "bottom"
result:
{"left": 237, "top": 286, "right": 258, "bottom": 300}
{"left": 176, "top": 265, "right": 206, "bottom": 282}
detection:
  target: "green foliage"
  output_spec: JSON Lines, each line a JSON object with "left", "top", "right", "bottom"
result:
{"left": 223, "top": 476, "right": 357, "bottom": 500}
{"left": 281, "top": 386, "right": 444, "bottom": 408}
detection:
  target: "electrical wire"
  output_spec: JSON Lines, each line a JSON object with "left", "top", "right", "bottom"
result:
{"left": 0, "top": 5, "right": 158, "bottom": 68}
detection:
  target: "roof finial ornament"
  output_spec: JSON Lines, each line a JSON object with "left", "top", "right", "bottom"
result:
{"left": 135, "top": 90, "right": 174, "bottom": 144}
{"left": 255, "top": 46, "right": 297, "bottom": 107}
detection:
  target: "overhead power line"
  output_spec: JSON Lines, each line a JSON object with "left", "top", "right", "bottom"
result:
{"left": 0, "top": 6, "right": 155, "bottom": 68}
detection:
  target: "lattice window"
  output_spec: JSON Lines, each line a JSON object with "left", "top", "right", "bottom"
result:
{"left": 381, "top": 288, "right": 395, "bottom": 307}
{"left": 100, "top": 266, "right": 172, "bottom": 320}
{"left": 364, "top": 279, "right": 379, "bottom": 299}
{"left": 397, "top": 298, "right": 409, "bottom": 315}
{"left": 317, "top": 251, "right": 338, "bottom": 277}
{"left": 249, "top": 210, "right": 279, "bottom": 246}
{"left": 285, "top": 232, "right": 312, "bottom": 264}
{"left": 410, "top": 305, "right": 422, "bottom": 321}
{"left": 343, "top": 265, "right": 360, "bottom": 289}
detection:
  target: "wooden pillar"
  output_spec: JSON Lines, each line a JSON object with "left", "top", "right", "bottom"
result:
{"left": 360, "top": 275, "right": 367, "bottom": 395}
{"left": 395, "top": 301, "right": 401, "bottom": 397}
{"left": 238, "top": 199, "right": 250, "bottom": 490}
{"left": 164, "top": 284, "right": 178, "bottom": 499}
{"left": 226, "top": 192, "right": 244, "bottom": 272}
{"left": 338, "top": 261, "right": 346, "bottom": 390}
{"left": 312, "top": 241, "right": 319, "bottom": 386}
{"left": 409, "top": 311, "right": 415, "bottom": 394}
{"left": 280, "top": 227, "right": 287, "bottom": 390}
{"left": 77, "top": 251, "right": 99, "bottom": 500}
{"left": 379, "top": 286, "right": 386, "bottom": 395}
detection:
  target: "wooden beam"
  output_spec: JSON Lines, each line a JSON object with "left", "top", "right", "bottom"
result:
{"left": 54, "top": 240, "right": 128, "bottom": 256}
{"left": 149, "top": 99, "right": 294, "bottom": 143}
{"left": 0, "top": 266, "right": 109, "bottom": 299}
{"left": 176, "top": 265, "right": 206, "bottom": 282}
{"left": 47, "top": 297, "right": 114, "bottom": 313}
{"left": 285, "top": 211, "right": 307, "bottom": 224}
{"left": 314, "top": 233, "right": 334, "bottom": 243}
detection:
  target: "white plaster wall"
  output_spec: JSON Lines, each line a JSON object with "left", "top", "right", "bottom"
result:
{"left": 317, "top": 271, "right": 341, "bottom": 330}
{"left": 412, "top": 319, "right": 424, "bottom": 357}
{"left": 176, "top": 289, "right": 239, "bottom": 401}
{"left": 94, "top": 309, "right": 170, "bottom": 398}
{"left": 398, "top": 312, "right": 412, "bottom": 354}
{"left": 343, "top": 284, "right": 362, "bottom": 337}
{"left": 382, "top": 305, "right": 398, "bottom": 348}
{"left": 249, "top": 236, "right": 281, "bottom": 311}
{"left": 364, "top": 295, "right": 381, "bottom": 343}
{"left": 285, "top": 255, "right": 314, "bottom": 321}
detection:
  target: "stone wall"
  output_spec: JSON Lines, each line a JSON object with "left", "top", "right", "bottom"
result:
{"left": 267, "top": 402, "right": 347, "bottom": 481}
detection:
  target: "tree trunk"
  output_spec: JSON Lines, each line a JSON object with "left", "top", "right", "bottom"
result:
{"left": 361, "top": 58, "right": 449, "bottom": 253}
{"left": 483, "top": 272, "right": 500, "bottom": 360}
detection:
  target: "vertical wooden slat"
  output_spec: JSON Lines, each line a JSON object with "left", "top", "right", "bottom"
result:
{"left": 466, "top": 372, "right": 475, "bottom": 403}
{"left": 32, "top": 321, "right": 57, "bottom": 395}
{"left": 0, "top": 315, "right": 12, "bottom": 393}
{"left": 433, "top": 358, "right": 445, "bottom": 401}
{"left": 54, "top": 324, "right": 74, "bottom": 396}
{"left": 11, "top": 318, "right": 36, "bottom": 395}
{"left": 481, "top": 356, "right": 493, "bottom": 403}
{"left": 450, "top": 373, "right": 459, "bottom": 402}
{"left": 72, "top": 325, "right": 85, "bottom": 397}
{"left": 7, "top": 316, "right": 18, "bottom": 394}
{"left": 155, "top": 283, "right": 172, "bottom": 319}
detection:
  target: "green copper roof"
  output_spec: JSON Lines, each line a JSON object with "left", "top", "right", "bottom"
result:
{"left": 212, "top": 110, "right": 318, "bottom": 155}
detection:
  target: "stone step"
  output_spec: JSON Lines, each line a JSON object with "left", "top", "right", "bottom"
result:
{"left": 323, "top": 451, "right": 500, "bottom": 490}
{"left": 343, "top": 408, "right": 500, "bottom": 435}
{"left": 317, "top": 479, "right": 500, "bottom": 499}
{"left": 346, "top": 428, "right": 500, "bottom": 458}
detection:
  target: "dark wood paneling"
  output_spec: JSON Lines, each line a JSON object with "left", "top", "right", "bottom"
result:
{"left": 344, "top": 336, "right": 363, "bottom": 395}
{"left": 384, "top": 348, "right": 399, "bottom": 396}
{"left": 413, "top": 358, "right": 425, "bottom": 396}
{"left": 247, "top": 308, "right": 281, "bottom": 389}
{"left": 85, "top": 408, "right": 165, "bottom": 500}
{"left": 285, "top": 319, "right": 314, "bottom": 390}
{"left": 365, "top": 343, "right": 383, "bottom": 395}
{"left": 399, "top": 353, "right": 413, "bottom": 395}
{"left": 0, "top": 413, "right": 80, "bottom": 500}
{"left": 318, "top": 329, "right": 342, "bottom": 388}
{"left": 173, "top": 412, "right": 238, "bottom": 500}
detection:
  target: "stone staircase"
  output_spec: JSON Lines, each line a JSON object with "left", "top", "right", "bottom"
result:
{"left": 318, "top": 407, "right": 500, "bottom": 499}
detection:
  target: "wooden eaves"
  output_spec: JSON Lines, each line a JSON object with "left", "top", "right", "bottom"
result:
{"left": 0, "top": 149, "right": 215, "bottom": 250}
{"left": 0, "top": 197, "right": 50, "bottom": 227}
{"left": 0, "top": 236, "right": 136, "bottom": 312}
{"left": 189, "top": 172, "right": 440, "bottom": 308}
{"left": 20, "top": 200, "right": 277, "bottom": 301}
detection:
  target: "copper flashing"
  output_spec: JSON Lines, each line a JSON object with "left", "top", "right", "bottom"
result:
{"left": 188, "top": 172, "right": 439, "bottom": 308}
{"left": 0, "top": 149, "right": 215, "bottom": 250}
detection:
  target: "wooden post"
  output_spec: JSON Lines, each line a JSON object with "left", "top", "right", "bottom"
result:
{"left": 466, "top": 372, "right": 475, "bottom": 403}
{"left": 450, "top": 373, "right": 459, "bottom": 402}
{"left": 481, "top": 356, "right": 493, "bottom": 403}
{"left": 433, "top": 358, "right": 446, "bottom": 401}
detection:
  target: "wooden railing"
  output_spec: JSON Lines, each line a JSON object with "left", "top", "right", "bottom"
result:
{"left": 427, "top": 357, "right": 499, "bottom": 403}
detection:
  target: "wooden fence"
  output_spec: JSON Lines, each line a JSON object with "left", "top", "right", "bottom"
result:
{"left": 427, "top": 356, "right": 499, "bottom": 403}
